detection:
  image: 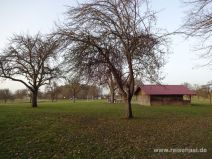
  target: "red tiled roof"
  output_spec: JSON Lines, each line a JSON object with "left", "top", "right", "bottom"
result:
{"left": 136, "top": 85, "right": 196, "bottom": 95}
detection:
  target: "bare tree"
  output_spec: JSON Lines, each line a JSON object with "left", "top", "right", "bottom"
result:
{"left": 0, "top": 89, "right": 14, "bottom": 103}
{"left": 58, "top": 0, "right": 167, "bottom": 118}
{"left": 0, "top": 33, "right": 61, "bottom": 107}
{"left": 15, "top": 89, "right": 29, "bottom": 100}
{"left": 183, "top": 0, "right": 212, "bottom": 65}
{"left": 87, "top": 85, "right": 101, "bottom": 100}
{"left": 45, "top": 81, "right": 60, "bottom": 102}
{"left": 67, "top": 77, "right": 81, "bottom": 103}
{"left": 107, "top": 72, "right": 118, "bottom": 103}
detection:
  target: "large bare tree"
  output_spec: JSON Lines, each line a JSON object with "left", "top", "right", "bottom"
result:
{"left": 183, "top": 0, "right": 212, "bottom": 65}
{"left": 58, "top": 0, "right": 167, "bottom": 118}
{"left": 0, "top": 34, "right": 61, "bottom": 107}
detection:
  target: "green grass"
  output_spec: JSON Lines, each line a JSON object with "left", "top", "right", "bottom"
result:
{"left": 0, "top": 99, "right": 212, "bottom": 159}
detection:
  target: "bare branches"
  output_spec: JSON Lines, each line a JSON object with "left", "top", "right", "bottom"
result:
{"left": 0, "top": 33, "right": 61, "bottom": 107}
{"left": 184, "top": 0, "right": 212, "bottom": 37}
{"left": 183, "top": 0, "right": 212, "bottom": 66}
{"left": 58, "top": 0, "right": 167, "bottom": 118}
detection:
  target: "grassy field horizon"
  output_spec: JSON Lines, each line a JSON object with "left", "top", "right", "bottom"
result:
{"left": 0, "top": 99, "right": 212, "bottom": 159}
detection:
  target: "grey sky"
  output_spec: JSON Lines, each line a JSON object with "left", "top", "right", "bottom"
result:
{"left": 0, "top": 0, "right": 211, "bottom": 91}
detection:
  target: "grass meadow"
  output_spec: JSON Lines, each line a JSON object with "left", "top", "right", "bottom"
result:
{"left": 0, "top": 98, "right": 212, "bottom": 159}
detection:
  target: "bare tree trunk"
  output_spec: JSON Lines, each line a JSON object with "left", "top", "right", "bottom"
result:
{"left": 111, "top": 91, "right": 115, "bottom": 103}
{"left": 125, "top": 61, "right": 134, "bottom": 119}
{"left": 73, "top": 96, "right": 75, "bottom": 103}
{"left": 73, "top": 88, "right": 76, "bottom": 103}
{"left": 32, "top": 90, "right": 38, "bottom": 107}
{"left": 51, "top": 94, "right": 54, "bottom": 102}
{"left": 110, "top": 88, "right": 115, "bottom": 103}
{"left": 108, "top": 73, "right": 115, "bottom": 103}
{"left": 125, "top": 99, "right": 133, "bottom": 119}
{"left": 124, "top": 93, "right": 133, "bottom": 119}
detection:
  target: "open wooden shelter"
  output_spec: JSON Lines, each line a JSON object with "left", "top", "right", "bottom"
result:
{"left": 135, "top": 85, "right": 196, "bottom": 106}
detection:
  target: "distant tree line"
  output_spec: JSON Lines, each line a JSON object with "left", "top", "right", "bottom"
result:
{"left": 2, "top": 82, "right": 212, "bottom": 104}
{"left": 0, "top": 83, "right": 101, "bottom": 103}
{"left": 44, "top": 83, "right": 101, "bottom": 102}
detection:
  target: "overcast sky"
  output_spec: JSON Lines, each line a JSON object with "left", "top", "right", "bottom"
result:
{"left": 0, "top": 0, "right": 211, "bottom": 91}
